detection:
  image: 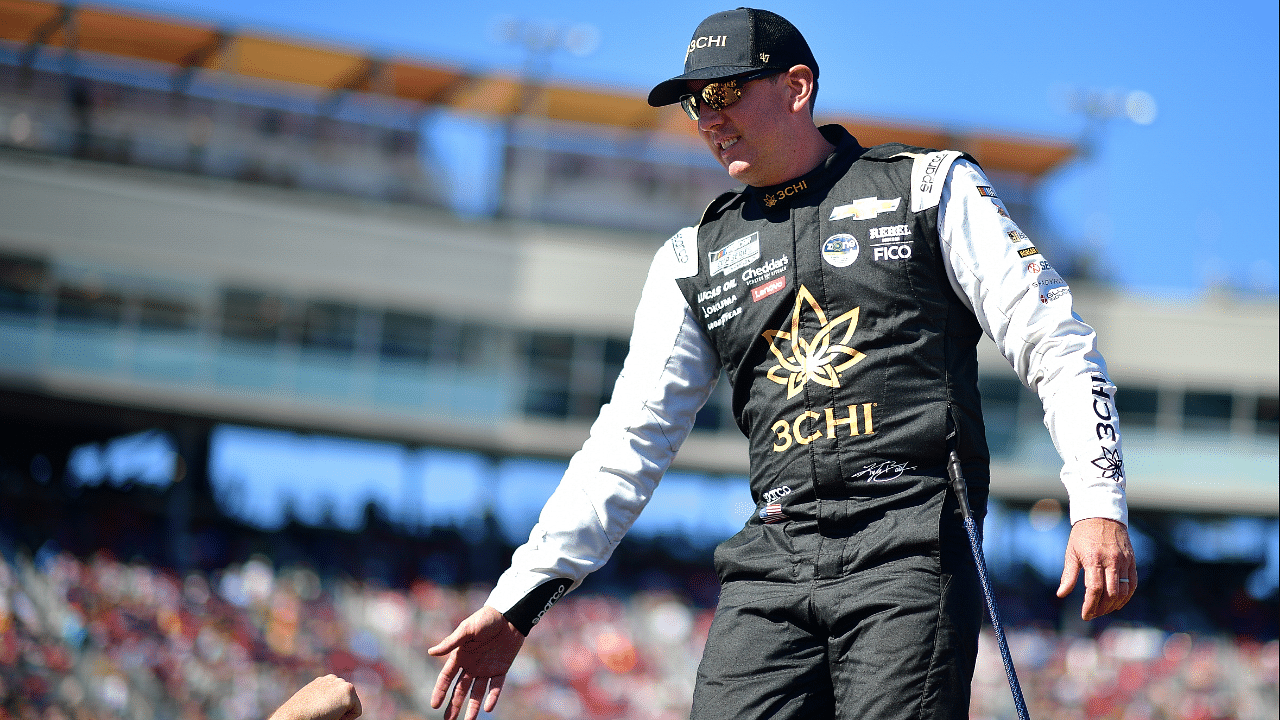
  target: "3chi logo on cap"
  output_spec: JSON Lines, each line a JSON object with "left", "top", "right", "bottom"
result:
{"left": 647, "top": 8, "right": 818, "bottom": 108}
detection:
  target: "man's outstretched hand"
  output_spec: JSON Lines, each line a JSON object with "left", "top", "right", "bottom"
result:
{"left": 428, "top": 606, "right": 525, "bottom": 720}
{"left": 1057, "top": 517, "right": 1138, "bottom": 621}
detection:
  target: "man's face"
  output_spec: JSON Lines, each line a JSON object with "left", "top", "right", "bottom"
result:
{"left": 687, "top": 72, "right": 794, "bottom": 187}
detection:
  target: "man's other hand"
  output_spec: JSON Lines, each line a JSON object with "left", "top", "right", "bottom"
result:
{"left": 428, "top": 605, "right": 526, "bottom": 720}
{"left": 1057, "top": 517, "right": 1138, "bottom": 621}
{"left": 268, "top": 674, "right": 361, "bottom": 720}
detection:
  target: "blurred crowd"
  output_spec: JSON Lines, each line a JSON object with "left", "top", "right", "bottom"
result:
{"left": 0, "top": 549, "right": 414, "bottom": 720}
{"left": 1, "top": 548, "right": 1276, "bottom": 720}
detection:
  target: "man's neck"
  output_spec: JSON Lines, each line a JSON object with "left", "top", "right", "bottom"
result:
{"left": 755, "top": 122, "right": 836, "bottom": 187}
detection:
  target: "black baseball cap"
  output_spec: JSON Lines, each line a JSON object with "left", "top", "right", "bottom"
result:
{"left": 646, "top": 8, "right": 818, "bottom": 108}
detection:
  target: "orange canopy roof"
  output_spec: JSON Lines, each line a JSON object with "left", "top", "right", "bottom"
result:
{"left": 0, "top": 0, "right": 1075, "bottom": 178}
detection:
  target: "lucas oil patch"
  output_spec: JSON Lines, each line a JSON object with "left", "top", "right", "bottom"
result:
{"left": 821, "top": 234, "right": 859, "bottom": 268}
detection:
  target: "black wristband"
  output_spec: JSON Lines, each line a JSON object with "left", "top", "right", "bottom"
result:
{"left": 501, "top": 578, "right": 573, "bottom": 636}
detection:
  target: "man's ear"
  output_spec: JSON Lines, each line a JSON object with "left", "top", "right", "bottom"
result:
{"left": 785, "top": 65, "right": 816, "bottom": 115}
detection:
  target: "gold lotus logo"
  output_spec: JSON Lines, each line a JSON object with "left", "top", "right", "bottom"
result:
{"left": 763, "top": 285, "right": 865, "bottom": 398}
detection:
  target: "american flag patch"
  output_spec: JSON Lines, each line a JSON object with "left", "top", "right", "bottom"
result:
{"left": 759, "top": 503, "right": 788, "bottom": 524}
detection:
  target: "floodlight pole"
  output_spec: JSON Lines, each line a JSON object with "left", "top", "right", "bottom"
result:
{"left": 493, "top": 18, "right": 599, "bottom": 220}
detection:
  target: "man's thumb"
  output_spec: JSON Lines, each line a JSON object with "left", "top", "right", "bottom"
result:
{"left": 427, "top": 626, "right": 466, "bottom": 657}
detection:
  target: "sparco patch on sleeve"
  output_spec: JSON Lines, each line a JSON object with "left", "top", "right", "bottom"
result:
{"left": 910, "top": 150, "right": 964, "bottom": 213}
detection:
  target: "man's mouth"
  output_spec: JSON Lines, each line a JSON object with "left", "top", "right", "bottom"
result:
{"left": 718, "top": 137, "right": 739, "bottom": 151}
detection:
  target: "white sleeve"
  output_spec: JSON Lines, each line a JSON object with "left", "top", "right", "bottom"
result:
{"left": 937, "top": 159, "right": 1128, "bottom": 526}
{"left": 486, "top": 228, "right": 721, "bottom": 614}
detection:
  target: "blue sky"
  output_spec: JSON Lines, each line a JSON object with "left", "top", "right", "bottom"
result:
{"left": 89, "top": 0, "right": 1279, "bottom": 297}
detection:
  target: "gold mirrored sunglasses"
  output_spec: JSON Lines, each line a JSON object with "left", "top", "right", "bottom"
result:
{"left": 679, "top": 69, "right": 783, "bottom": 121}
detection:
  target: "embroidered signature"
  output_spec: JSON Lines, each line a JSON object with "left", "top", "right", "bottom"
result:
{"left": 852, "top": 461, "right": 916, "bottom": 483}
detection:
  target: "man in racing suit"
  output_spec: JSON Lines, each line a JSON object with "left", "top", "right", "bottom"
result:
{"left": 429, "top": 8, "right": 1137, "bottom": 720}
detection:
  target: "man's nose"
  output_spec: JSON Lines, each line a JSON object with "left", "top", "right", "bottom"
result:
{"left": 697, "top": 107, "right": 724, "bottom": 132}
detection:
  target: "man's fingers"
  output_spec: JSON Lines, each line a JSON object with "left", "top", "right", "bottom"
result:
{"left": 447, "top": 673, "right": 475, "bottom": 720}
{"left": 343, "top": 689, "right": 363, "bottom": 720}
{"left": 1113, "top": 562, "right": 1138, "bottom": 610}
{"left": 431, "top": 653, "right": 459, "bottom": 709}
{"left": 464, "top": 675, "right": 489, "bottom": 720}
{"left": 1104, "top": 564, "right": 1121, "bottom": 598}
{"left": 1081, "top": 564, "right": 1106, "bottom": 620}
{"left": 1057, "top": 550, "right": 1080, "bottom": 598}
{"left": 484, "top": 674, "right": 506, "bottom": 713}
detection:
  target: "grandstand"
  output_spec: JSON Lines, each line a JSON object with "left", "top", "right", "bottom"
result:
{"left": 0, "top": 1, "right": 1276, "bottom": 718}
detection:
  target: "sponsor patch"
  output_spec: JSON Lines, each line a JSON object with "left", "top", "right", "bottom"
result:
{"left": 762, "top": 285, "right": 865, "bottom": 400}
{"left": 701, "top": 294, "right": 738, "bottom": 318}
{"left": 763, "top": 180, "right": 808, "bottom": 208}
{"left": 872, "top": 243, "right": 912, "bottom": 261}
{"left": 821, "top": 234, "right": 859, "bottom": 268}
{"left": 911, "top": 150, "right": 963, "bottom": 212}
{"left": 830, "top": 197, "right": 901, "bottom": 221}
{"left": 741, "top": 256, "right": 789, "bottom": 285}
{"left": 1017, "top": 246, "right": 1040, "bottom": 258}
{"left": 709, "top": 232, "right": 761, "bottom": 277}
{"left": 763, "top": 485, "right": 792, "bottom": 503}
{"left": 977, "top": 185, "right": 998, "bottom": 198}
{"left": 751, "top": 275, "right": 786, "bottom": 302}
{"left": 1026, "top": 259, "right": 1052, "bottom": 274}
{"left": 869, "top": 224, "right": 911, "bottom": 240}
{"left": 1040, "top": 286, "right": 1070, "bottom": 303}
{"left": 669, "top": 229, "right": 698, "bottom": 278}
{"left": 1007, "top": 229, "right": 1029, "bottom": 243}
{"left": 759, "top": 502, "right": 788, "bottom": 524}
{"left": 1091, "top": 448, "right": 1124, "bottom": 481}
{"left": 707, "top": 305, "right": 742, "bottom": 329}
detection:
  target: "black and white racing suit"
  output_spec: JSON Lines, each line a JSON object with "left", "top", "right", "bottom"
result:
{"left": 484, "top": 125, "right": 1127, "bottom": 719}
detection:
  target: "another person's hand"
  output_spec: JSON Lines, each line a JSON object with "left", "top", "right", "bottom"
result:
{"left": 1057, "top": 517, "right": 1138, "bottom": 620}
{"left": 428, "top": 605, "right": 526, "bottom": 720}
{"left": 269, "top": 674, "right": 361, "bottom": 720}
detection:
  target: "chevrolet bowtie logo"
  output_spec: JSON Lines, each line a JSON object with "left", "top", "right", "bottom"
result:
{"left": 829, "top": 197, "right": 901, "bottom": 221}
{"left": 763, "top": 285, "right": 865, "bottom": 398}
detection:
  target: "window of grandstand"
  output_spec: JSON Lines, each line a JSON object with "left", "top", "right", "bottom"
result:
{"left": 424, "top": 316, "right": 488, "bottom": 366}
{"left": 978, "top": 375, "right": 1023, "bottom": 455}
{"left": 693, "top": 377, "right": 729, "bottom": 432}
{"left": 379, "top": 309, "right": 434, "bottom": 362}
{"left": 220, "top": 287, "right": 292, "bottom": 343}
{"left": 0, "top": 251, "right": 49, "bottom": 314}
{"left": 1257, "top": 396, "right": 1280, "bottom": 435}
{"left": 598, "top": 337, "right": 629, "bottom": 410}
{"left": 301, "top": 300, "right": 359, "bottom": 354}
{"left": 1182, "top": 390, "right": 1233, "bottom": 432}
{"left": 1115, "top": 385, "right": 1160, "bottom": 427}
{"left": 377, "top": 310, "right": 492, "bottom": 366}
{"left": 55, "top": 283, "right": 124, "bottom": 325}
{"left": 522, "top": 331, "right": 574, "bottom": 418}
{"left": 520, "top": 332, "right": 630, "bottom": 420}
{"left": 136, "top": 293, "right": 199, "bottom": 331}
